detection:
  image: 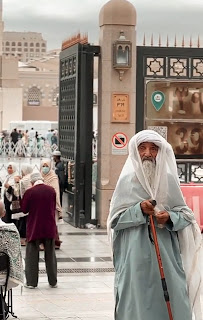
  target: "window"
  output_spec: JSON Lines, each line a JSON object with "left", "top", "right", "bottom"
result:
{"left": 12, "top": 42, "right": 16, "bottom": 46}
{"left": 18, "top": 48, "right": 22, "bottom": 52}
{"left": 30, "top": 43, "right": 34, "bottom": 47}
{"left": 42, "top": 43, "right": 46, "bottom": 47}
{"left": 36, "top": 43, "right": 40, "bottom": 47}
{"left": 11, "top": 48, "right": 15, "bottom": 52}
{"left": 27, "top": 86, "right": 41, "bottom": 106}
{"left": 18, "top": 42, "right": 22, "bottom": 46}
{"left": 5, "top": 41, "right": 10, "bottom": 46}
{"left": 6, "top": 48, "right": 9, "bottom": 52}
{"left": 30, "top": 48, "right": 34, "bottom": 52}
{"left": 42, "top": 49, "right": 46, "bottom": 52}
{"left": 36, "top": 48, "right": 40, "bottom": 52}
{"left": 24, "top": 42, "right": 28, "bottom": 47}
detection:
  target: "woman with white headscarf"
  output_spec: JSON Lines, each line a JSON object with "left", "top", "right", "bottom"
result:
{"left": 19, "top": 164, "right": 33, "bottom": 198}
{"left": 1, "top": 162, "right": 18, "bottom": 223}
{"left": 41, "top": 158, "right": 62, "bottom": 249}
{"left": 13, "top": 164, "right": 33, "bottom": 245}
{"left": 40, "top": 159, "right": 62, "bottom": 218}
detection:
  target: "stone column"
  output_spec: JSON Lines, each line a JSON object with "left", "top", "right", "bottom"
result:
{"left": 97, "top": 0, "right": 137, "bottom": 227}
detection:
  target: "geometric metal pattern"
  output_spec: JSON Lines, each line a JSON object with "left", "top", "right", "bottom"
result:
{"left": 146, "top": 57, "right": 165, "bottom": 77}
{"left": 192, "top": 58, "right": 203, "bottom": 77}
{"left": 169, "top": 58, "right": 188, "bottom": 77}
{"left": 59, "top": 43, "right": 99, "bottom": 228}
{"left": 59, "top": 76, "right": 76, "bottom": 161}
{"left": 144, "top": 55, "right": 203, "bottom": 79}
{"left": 177, "top": 161, "right": 203, "bottom": 183}
{"left": 27, "top": 86, "right": 41, "bottom": 105}
{"left": 61, "top": 56, "right": 76, "bottom": 78}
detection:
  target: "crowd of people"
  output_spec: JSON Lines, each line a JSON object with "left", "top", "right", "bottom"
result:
{"left": 0, "top": 150, "right": 65, "bottom": 291}
{"left": 0, "top": 128, "right": 58, "bottom": 156}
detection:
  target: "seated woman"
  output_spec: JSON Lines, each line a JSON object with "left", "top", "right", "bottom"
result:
{"left": 0, "top": 200, "right": 24, "bottom": 290}
{"left": 40, "top": 159, "right": 62, "bottom": 249}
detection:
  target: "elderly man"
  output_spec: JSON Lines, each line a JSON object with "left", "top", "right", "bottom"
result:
{"left": 108, "top": 130, "right": 202, "bottom": 320}
{"left": 21, "top": 172, "right": 57, "bottom": 289}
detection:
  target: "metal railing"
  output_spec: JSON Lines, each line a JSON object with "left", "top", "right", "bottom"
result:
{"left": 0, "top": 140, "right": 58, "bottom": 158}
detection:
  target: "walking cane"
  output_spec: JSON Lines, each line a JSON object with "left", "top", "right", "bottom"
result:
{"left": 149, "top": 200, "right": 174, "bottom": 320}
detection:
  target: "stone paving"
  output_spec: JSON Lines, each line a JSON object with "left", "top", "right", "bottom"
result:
{"left": 11, "top": 221, "right": 115, "bottom": 320}
{"left": 6, "top": 213, "right": 203, "bottom": 320}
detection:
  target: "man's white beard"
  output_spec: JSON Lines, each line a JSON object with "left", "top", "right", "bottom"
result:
{"left": 142, "top": 159, "right": 156, "bottom": 188}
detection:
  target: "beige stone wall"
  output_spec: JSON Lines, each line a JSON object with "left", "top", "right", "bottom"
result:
{"left": 0, "top": 54, "right": 23, "bottom": 130}
{"left": 23, "top": 106, "right": 58, "bottom": 121}
{"left": 0, "top": 87, "right": 23, "bottom": 130}
{"left": 0, "top": 55, "right": 19, "bottom": 87}
{"left": 3, "top": 31, "right": 47, "bottom": 63}
{"left": 19, "top": 70, "right": 59, "bottom": 121}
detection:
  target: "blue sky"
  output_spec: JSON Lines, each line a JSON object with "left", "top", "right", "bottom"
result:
{"left": 3, "top": 0, "right": 203, "bottom": 50}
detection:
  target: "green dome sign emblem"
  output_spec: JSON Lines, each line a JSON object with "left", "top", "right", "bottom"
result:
{"left": 151, "top": 91, "right": 165, "bottom": 111}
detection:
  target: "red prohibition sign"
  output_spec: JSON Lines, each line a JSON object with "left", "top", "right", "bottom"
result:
{"left": 112, "top": 132, "right": 128, "bottom": 149}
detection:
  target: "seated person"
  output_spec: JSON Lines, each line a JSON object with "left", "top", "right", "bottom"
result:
{"left": 0, "top": 200, "right": 24, "bottom": 290}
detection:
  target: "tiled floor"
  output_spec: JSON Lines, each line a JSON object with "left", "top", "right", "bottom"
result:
{"left": 8, "top": 219, "right": 203, "bottom": 320}
{"left": 11, "top": 221, "right": 115, "bottom": 320}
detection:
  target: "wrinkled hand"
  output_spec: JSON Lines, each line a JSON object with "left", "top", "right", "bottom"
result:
{"left": 140, "top": 200, "right": 155, "bottom": 216}
{"left": 155, "top": 211, "right": 170, "bottom": 225}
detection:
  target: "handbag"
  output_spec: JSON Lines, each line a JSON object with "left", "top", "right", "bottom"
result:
{"left": 11, "top": 199, "right": 21, "bottom": 214}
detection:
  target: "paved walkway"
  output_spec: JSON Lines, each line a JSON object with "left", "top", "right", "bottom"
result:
{"left": 10, "top": 220, "right": 203, "bottom": 320}
{"left": 12, "top": 221, "right": 114, "bottom": 320}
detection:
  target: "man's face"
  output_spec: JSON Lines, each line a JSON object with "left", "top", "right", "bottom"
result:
{"left": 138, "top": 142, "right": 159, "bottom": 161}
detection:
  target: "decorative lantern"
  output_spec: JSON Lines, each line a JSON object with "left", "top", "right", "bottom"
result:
{"left": 113, "top": 31, "right": 132, "bottom": 81}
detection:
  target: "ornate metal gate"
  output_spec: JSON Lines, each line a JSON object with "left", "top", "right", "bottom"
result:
{"left": 136, "top": 45, "right": 203, "bottom": 182}
{"left": 59, "top": 37, "right": 100, "bottom": 227}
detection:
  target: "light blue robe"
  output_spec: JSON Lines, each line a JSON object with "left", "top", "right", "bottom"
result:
{"left": 112, "top": 204, "right": 192, "bottom": 320}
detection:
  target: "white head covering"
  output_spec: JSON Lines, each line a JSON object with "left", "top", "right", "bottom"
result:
{"left": 7, "top": 162, "right": 17, "bottom": 174}
{"left": 21, "top": 164, "right": 33, "bottom": 176}
{"left": 30, "top": 172, "right": 43, "bottom": 184}
{"left": 107, "top": 130, "right": 202, "bottom": 319}
{"left": 52, "top": 150, "right": 61, "bottom": 156}
{"left": 40, "top": 158, "right": 52, "bottom": 170}
{"left": 1, "top": 162, "right": 19, "bottom": 200}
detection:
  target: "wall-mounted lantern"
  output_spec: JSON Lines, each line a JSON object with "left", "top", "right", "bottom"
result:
{"left": 113, "top": 31, "right": 132, "bottom": 81}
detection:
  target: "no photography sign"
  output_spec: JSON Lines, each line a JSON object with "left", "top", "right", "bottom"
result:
{"left": 112, "top": 132, "right": 128, "bottom": 155}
